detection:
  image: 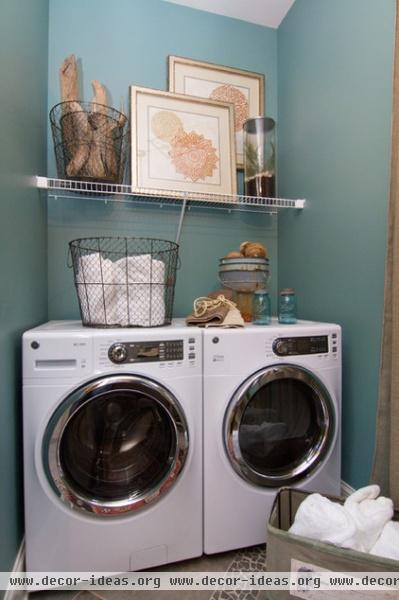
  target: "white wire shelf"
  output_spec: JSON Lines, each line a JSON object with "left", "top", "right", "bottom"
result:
{"left": 36, "top": 177, "right": 306, "bottom": 214}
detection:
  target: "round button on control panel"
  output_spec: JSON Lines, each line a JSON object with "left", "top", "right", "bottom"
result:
{"left": 273, "top": 339, "right": 289, "bottom": 356}
{"left": 108, "top": 343, "right": 128, "bottom": 364}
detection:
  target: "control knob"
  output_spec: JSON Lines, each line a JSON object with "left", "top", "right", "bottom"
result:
{"left": 108, "top": 343, "right": 128, "bottom": 364}
{"left": 273, "top": 339, "right": 289, "bottom": 356}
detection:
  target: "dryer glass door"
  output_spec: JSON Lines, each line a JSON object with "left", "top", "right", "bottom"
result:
{"left": 43, "top": 374, "right": 189, "bottom": 516}
{"left": 224, "top": 365, "right": 335, "bottom": 487}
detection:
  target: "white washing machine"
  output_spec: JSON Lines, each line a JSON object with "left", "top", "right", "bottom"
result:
{"left": 23, "top": 320, "right": 202, "bottom": 572}
{"left": 203, "top": 319, "right": 341, "bottom": 554}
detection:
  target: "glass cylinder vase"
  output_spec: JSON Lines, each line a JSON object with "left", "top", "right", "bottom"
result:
{"left": 243, "top": 117, "right": 276, "bottom": 198}
{"left": 278, "top": 288, "right": 297, "bottom": 324}
{"left": 253, "top": 289, "right": 271, "bottom": 325}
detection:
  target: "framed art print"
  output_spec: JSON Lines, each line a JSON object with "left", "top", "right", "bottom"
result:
{"left": 130, "top": 86, "right": 237, "bottom": 197}
{"left": 168, "top": 56, "right": 264, "bottom": 169}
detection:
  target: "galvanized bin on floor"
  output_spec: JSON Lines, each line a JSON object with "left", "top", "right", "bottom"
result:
{"left": 264, "top": 488, "right": 399, "bottom": 600}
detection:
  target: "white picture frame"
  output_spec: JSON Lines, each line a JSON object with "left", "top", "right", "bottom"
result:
{"left": 169, "top": 56, "right": 264, "bottom": 169}
{"left": 130, "top": 85, "right": 237, "bottom": 197}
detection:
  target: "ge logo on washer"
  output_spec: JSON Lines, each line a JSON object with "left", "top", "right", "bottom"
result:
{"left": 212, "top": 355, "right": 224, "bottom": 362}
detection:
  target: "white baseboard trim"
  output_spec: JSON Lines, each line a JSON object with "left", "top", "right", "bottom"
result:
{"left": 4, "top": 538, "right": 27, "bottom": 600}
{"left": 341, "top": 480, "right": 355, "bottom": 498}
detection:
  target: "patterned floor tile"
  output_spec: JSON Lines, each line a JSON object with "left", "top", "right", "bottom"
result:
{"left": 209, "top": 545, "right": 266, "bottom": 600}
{"left": 29, "top": 545, "right": 267, "bottom": 600}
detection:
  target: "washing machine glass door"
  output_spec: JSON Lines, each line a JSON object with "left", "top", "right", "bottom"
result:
{"left": 43, "top": 374, "right": 189, "bottom": 516}
{"left": 224, "top": 365, "right": 335, "bottom": 487}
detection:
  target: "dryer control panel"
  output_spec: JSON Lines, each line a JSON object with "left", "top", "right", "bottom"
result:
{"left": 108, "top": 339, "right": 184, "bottom": 364}
{"left": 273, "top": 335, "right": 330, "bottom": 356}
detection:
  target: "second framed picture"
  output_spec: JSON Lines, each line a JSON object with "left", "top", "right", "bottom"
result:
{"left": 169, "top": 56, "right": 264, "bottom": 169}
{"left": 130, "top": 86, "right": 237, "bottom": 197}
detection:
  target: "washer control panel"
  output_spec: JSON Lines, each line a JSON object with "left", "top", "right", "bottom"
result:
{"left": 273, "top": 335, "right": 329, "bottom": 356}
{"left": 108, "top": 339, "right": 184, "bottom": 364}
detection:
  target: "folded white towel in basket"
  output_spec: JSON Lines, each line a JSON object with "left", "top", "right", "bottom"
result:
{"left": 76, "top": 253, "right": 166, "bottom": 326}
{"left": 288, "top": 493, "right": 358, "bottom": 547}
{"left": 119, "top": 287, "right": 165, "bottom": 327}
{"left": 289, "top": 485, "right": 394, "bottom": 555}
{"left": 116, "top": 255, "right": 165, "bottom": 284}
{"left": 344, "top": 484, "right": 393, "bottom": 552}
{"left": 76, "top": 254, "right": 116, "bottom": 325}
{"left": 370, "top": 520, "right": 399, "bottom": 561}
{"left": 115, "top": 256, "right": 165, "bottom": 326}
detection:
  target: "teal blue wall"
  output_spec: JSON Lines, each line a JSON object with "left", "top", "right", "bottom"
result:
{"left": 0, "top": 0, "right": 49, "bottom": 580}
{"left": 47, "top": 0, "right": 278, "bottom": 318}
{"left": 0, "top": 5, "right": 394, "bottom": 579}
{"left": 278, "top": 0, "right": 395, "bottom": 488}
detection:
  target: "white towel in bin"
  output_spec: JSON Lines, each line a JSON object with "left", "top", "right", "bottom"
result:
{"left": 116, "top": 255, "right": 165, "bottom": 284}
{"left": 344, "top": 485, "right": 393, "bottom": 552}
{"left": 76, "top": 253, "right": 167, "bottom": 326}
{"left": 289, "top": 485, "right": 395, "bottom": 556}
{"left": 288, "top": 493, "right": 357, "bottom": 547}
{"left": 114, "top": 255, "right": 166, "bottom": 326}
{"left": 370, "top": 520, "right": 399, "bottom": 561}
{"left": 76, "top": 254, "right": 116, "bottom": 324}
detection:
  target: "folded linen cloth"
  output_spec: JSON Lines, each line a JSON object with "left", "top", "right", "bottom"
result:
{"left": 186, "top": 304, "right": 230, "bottom": 326}
{"left": 288, "top": 493, "right": 358, "bottom": 547}
{"left": 344, "top": 484, "right": 393, "bottom": 552}
{"left": 220, "top": 306, "right": 245, "bottom": 328}
{"left": 186, "top": 295, "right": 244, "bottom": 328}
{"left": 370, "top": 520, "right": 399, "bottom": 561}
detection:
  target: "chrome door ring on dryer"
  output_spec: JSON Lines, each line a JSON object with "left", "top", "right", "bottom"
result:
{"left": 43, "top": 374, "right": 189, "bottom": 517}
{"left": 224, "top": 364, "right": 335, "bottom": 487}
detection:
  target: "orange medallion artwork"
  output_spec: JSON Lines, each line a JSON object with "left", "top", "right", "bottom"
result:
{"left": 210, "top": 84, "right": 249, "bottom": 132}
{"left": 151, "top": 110, "right": 184, "bottom": 141}
{"left": 169, "top": 130, "right": 219, "bottom": 182}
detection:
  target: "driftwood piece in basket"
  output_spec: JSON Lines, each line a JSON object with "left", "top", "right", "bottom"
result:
{"left": 87, "top": 80, "right": 120, "bottom": 181}
{"left": 91, "top": 80, "right": 128, "bottom": 131}
{"left": 87, "top": 80, "right": 112, "bottom": 180}
{"left": 57, "top": 55, "right": 127, "bottom": 182}
{"left": 59, "top": 55, "right": 92, "bottom": 177}
{"left": 60, "top": 54, "right": 79, "bottom": 103}
{"left": 61, "top": 101, "right": 91, "bottom": 178}
{"left": 92, "top": 79, "right": 107, "bottom": 107}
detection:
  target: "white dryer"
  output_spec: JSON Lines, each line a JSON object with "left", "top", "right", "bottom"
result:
{"left": 203, "top": 320, "right": 341, "bottom": 554}
{"left": 23, "top": 320, "right": 202, "bottom": 572}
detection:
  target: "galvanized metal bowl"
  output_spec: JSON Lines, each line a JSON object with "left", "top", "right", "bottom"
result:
{"left": 218, "top": 257, "right": 270, "bottom": 292}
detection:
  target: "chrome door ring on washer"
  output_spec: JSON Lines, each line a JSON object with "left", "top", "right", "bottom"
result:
{"left": 42, "top": 374, "right": 189, "bottom": 517}
{"left": 224, "top": 365, "right": 335, "bottom": 487}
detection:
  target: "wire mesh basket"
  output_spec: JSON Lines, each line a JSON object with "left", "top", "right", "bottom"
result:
{"left": 69, "top": 237, "right": 179, "bottom": 328}
{"left": 50, "top": 101, "right": 129, "bottom": 184}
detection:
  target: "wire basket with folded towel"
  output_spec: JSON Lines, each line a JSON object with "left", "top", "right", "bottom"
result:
{"left": 69, "top": 237, "right": 179, "bottom": 327}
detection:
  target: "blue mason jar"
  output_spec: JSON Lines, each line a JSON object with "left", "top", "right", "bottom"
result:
{"left": 253, "top": 289, "right": 271, "bottom": 325}
{"left": 278, "top": 288, "right": 297, "bottom": 324}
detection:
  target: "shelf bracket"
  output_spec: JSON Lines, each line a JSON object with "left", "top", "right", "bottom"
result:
{"left": 175, "top": 196, "right": 188, "bottom": 245}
